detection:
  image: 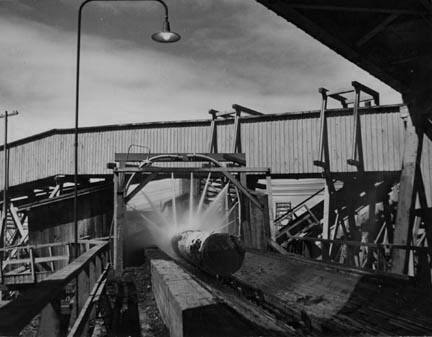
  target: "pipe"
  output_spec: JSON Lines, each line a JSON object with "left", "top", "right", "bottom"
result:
{"left": 171, "top": 230, "right": 245, "bottom": 276}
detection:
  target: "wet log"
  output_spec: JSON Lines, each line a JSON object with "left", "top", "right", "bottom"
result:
{"left": 171, "top": 230, "right": 245, "bottom": 276}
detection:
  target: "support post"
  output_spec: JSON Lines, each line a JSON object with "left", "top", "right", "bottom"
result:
{"left": 208, "top": 109, "right": 218, "bottom": 153}
{"left": 113, "top": 168, "right": 126, "bottom": 276}
{"left": 347, "top": 85, "right": 365, "bottom": 171}
{"left": 266, "top": 173, "right": 275, "bottom": 241}
{"left": 391, "top": 110, "right": 423, "bottom": 274}
{"left": 0, "top": 111, "right": 18, "bottom": 254}
{"left": 29, "top": 247, "right": 36, "bottom": 283}
{"left": 321, "top": 183, "right": 333, "bottom": 261}
{"left": 314, "top": 88, "right": 330, "bottom": 170}
{"left": 232, "top": 107, "right": 242, "bottom": 153}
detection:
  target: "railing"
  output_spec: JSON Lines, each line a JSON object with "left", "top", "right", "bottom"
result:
{"left": 0, "top": 239, "right": 110, "bottom": 337}
{"left": 0, "top": 240, "right": 100, "bottom": 285}
{"left": 273, "top": 187, "right": 324, "bottom": 228}
{"left": 284, "top": 236, "right": 431, "bottom": 285}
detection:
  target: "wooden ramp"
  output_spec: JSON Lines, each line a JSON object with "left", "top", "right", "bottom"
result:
{"left": 233, "top": 251, "right": 432, "bottom": 336}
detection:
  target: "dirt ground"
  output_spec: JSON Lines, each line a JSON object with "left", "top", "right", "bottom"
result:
{"left": 122, "top": 265, "right": 168, "bottom": 337}
{"left": 91, "top": 262, "right": 168, "bottom": 337}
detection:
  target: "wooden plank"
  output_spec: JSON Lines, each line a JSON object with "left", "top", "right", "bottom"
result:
{"left": 268, "top": 240, "right": 288, "bottom": 255}
{"left": 46, "top": 242, "right": 108, "bottom": 282}
{"left": 3, "top": 258, "right": 31, "bottom": 266}
{"left": 67, "top": 265, "right": 109, "bottom": 337}
{"left": 151, "top": 259, "right": 269, "bottom": 337}
{"left": 29, "top": 248, "right": 36, "bottom": 283}
{"left": 265, "top": 175, "right": 275, "bottom": 240}
{"left": 151, "top": 259, "right": 217, "bottom": 337}
{"left": 232, "top": 104, "right": 264, "bottom": 116}
{"left": 113, "top": 171, "right": 125, "bottom": 275}
{"left": 35, "top": 255, "right": 69, "bottom": 264}
{"left": 391, "top": 113, "right": 422, "bottom": 274}
{"left": 9, "top": 203, "right": 26, "bottom": 238}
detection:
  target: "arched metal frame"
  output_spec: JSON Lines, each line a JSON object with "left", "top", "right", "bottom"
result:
{"left": 124, "top": 153, "right": 243, "bottom": 236}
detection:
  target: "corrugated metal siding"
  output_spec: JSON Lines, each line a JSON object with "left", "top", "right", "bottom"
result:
{"left": 2, "top": 105, "right": 431, "bottom": 202}
{"left": 241, "top": 109, "right": 406, "bottom": 174}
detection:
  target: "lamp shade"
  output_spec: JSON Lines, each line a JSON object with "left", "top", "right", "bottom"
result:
{"left": 152, "top": 18, "right": 181, "bottom": 43}
{"left": 151, "top": 31, "right": 181, "bottom": 43}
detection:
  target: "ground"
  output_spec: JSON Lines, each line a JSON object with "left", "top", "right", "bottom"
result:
{"left": 91, "top": 262, "right": 168, "bottom": 337}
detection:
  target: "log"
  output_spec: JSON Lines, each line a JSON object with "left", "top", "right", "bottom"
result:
{"left": 171, "top": 230, "right": 245, "bottom": 276}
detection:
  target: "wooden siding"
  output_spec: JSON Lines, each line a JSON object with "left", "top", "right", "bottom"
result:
{"left": 1, "top": 104, "right": 431, "bottom": 202}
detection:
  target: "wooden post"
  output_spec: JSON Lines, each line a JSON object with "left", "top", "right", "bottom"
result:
{"left": 66, "top": 243, "right": 72, "bottom": 263}
{"left": 391, "top": 111, "right": 423, "bottom": 274}
{"left": 208, "top": 109, "right": 218, "bottom": 153}
{"left": 29, "top": 247, "right": 36, "bottom": 283}
{"left": 113, "top": 168, "right": 126, "bottom": 276}
{"left": 232, "top": 108, "right": 242, "bottom": 153}
{"left": 266, "top": 174, "right": 275, "bottom": 241}
{"left": 321, "top": 183, "right": 333, "bottom": 261}
{"left": 0, "top": 255, "right": 3, "bottom": 284}
{"left": 48, "top": 246, "right": 55, "bottom": 271}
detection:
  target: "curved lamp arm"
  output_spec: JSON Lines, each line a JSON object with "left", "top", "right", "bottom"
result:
{"left": 73, "top": 0, "right": 178, "bottom": 246}
{"left": 79, "top": 0, "right": 169, "bottom": 19}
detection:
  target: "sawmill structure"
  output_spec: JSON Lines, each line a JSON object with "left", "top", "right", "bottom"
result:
{"left": 0, "top": 1, "right": 432, "bottom": 336}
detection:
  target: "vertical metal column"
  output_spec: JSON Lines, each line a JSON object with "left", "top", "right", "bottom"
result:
{"left": 0, "top": 111, "right": 18, "bottom": 248}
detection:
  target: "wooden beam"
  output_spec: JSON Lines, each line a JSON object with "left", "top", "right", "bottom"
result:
{"left": 256, "top": 1, "right": 403, "bottom": 92}
{"left": 9, "top": 203, "right": 25, "bottom": 238}
{"left": 16, "top": 183, "right": 112, "bottom": 212}
{"left": 221, "top": 171, "right": 263, "bottom": 210}
{"left": 232, "top": 112, "right": 241, "bottom": 153}
{"left": 356, "top": 14, "right": 399, "bottom": 47}
{"left": 266, "top": 174, "right": 275, "bottom": 240}
{"left": 351, "top": 81, "right": 380, "bottom": 106}
{"left": 391, "top": 113, "right": 422, "bottom": 274}
{"left": 113, "top": 165, "right": 126, "bottom": 275}
{"left": 286, "top": 4, "right": 424, "bottom": 15}
{"left": 268, "top": 240, "right": 288, "bottom": 255}
{"left": 67, "top": 265, "right": 109, "bottom": 337}
{"left": 232, "top": 104, "right": 264, "bottom": 116}
{"left": 124, "top": 173, "right": 157, "bottom": 203}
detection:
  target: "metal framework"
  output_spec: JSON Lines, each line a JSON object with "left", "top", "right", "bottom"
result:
{"left": 110, "top": 150, "right": 271, "bottom": 274}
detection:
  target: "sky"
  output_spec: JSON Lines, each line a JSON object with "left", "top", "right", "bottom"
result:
{"left": 0, "top": 0, "right": 402, "bottom": 141}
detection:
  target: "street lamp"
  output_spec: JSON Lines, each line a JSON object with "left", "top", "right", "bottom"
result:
{"left": 73, "top": 0, "right": 180, "bottom": 250}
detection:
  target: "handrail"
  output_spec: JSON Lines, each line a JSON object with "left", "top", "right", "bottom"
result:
{"left": 0, "top": 239, "right": 104, "bottom": 253}
{"left": 0, "top": 241, "right": 109, "bottom": 336}
{"left": 274, "top": 187, "right": 324, "bottom": 224}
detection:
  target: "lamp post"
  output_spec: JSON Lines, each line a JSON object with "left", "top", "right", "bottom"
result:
{"left": 74, "top": 0, "right": 180, "bottom": 259}
{"left": 0, "top": 111, "right": 18, "bottom": 250}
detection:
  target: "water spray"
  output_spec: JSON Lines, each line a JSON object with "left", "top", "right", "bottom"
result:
{"left": 130, "top": 173, "right": 245, "bottom": 276}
